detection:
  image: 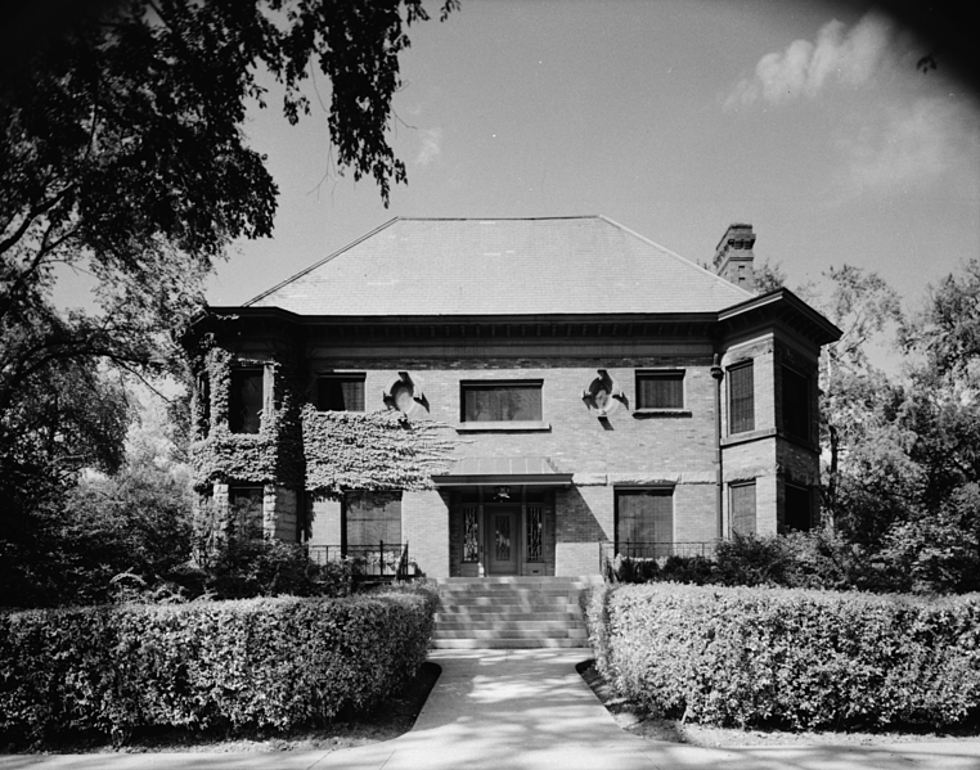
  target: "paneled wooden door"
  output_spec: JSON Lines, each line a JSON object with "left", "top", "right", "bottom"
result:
{"left": 485, "top": 506, "right": 519, "bottom": 575}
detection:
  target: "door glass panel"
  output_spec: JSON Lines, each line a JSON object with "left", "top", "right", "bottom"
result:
{"left": 526, "top": 505, "right": 543, "bottom": 562}
{"left": 462, "top": 506, "right": 479, "bottom": 562}
{"left": 495, "top": 514, "right": 511, "bottom": 561}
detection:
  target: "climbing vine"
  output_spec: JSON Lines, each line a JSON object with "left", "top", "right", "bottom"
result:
{"left": 189, "top": 348, "right": 304, "bottom": 490}
{"left": 302, "top": 406, "right": 456, "bottom": 497}
{"left": 189, "top": 343, "right": 456, "bottom": 495}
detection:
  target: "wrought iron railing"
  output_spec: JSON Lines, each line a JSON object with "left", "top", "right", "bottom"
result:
{"left": 307, "top": 541, "right": 412, "bottom": 581}
{"left": 598, "top": 540, "right": 718, "bottom": 581}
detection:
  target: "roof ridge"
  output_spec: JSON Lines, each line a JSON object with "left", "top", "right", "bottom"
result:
{"left": 390, "top": 215, "right": 602, "bottom": 222}
{"left": 243, "top": 217, "right": 402, "bottom": 307}
{"left": 597, "top": 215, "right": 755, "bottom": 300}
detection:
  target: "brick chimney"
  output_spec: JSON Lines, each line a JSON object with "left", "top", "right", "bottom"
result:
{"left": 712, "top": 223, "right": 756, "bottom": 291}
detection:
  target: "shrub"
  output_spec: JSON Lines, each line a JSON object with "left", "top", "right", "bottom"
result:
{"left": 584, "top": 582, "right": 980, "bottom": 731}
{"left": 0, "top": 586, "right": 437, "bottom": 746}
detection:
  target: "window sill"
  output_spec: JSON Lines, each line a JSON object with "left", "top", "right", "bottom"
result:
{"left": 632, "top": 409, "right": 692, "bottom": 418}
{"left": 456, "top": 421, "right": 551, "bottom": 433}
{"left": 721, "top": 427, "right": 777, "bottom": 446}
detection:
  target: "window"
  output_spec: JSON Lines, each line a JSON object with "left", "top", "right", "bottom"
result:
{"left": 229, "top": 368, "right": 263, "bottom": 434}
{"left": 784, "top": 484, "right": 812, "bottom": 533}
{"left": 615, "top": 489, "right": 673, "bottom": 558}
{"left": 636, "top": 370, "right": 684, "bottom": 410}
{"left": 317, "top": 373, "right": 365, "bottom": 412}
{"left": 460, "top": 380, "right": 542, "bottom": 422}
{"left": 782, "top": 366, "right": 811, "bottom": 440}
{"left": 343, "top": 492, "right": 402, "bottom": 547}
{"left": 730, "top": 481, "right": 757, "bottom": 536}
{"left": 728, "top": 361, "right": 754, "bottom": 434}
{"left": 228, "top": 484, "right": 264, "bottom": 535}
{"left": 197, "top": 373, "right": 211, "bottom": 436}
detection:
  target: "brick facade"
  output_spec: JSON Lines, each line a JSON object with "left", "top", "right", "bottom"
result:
{"left": 185, "top": 218, "right": 840, "bottom": 577}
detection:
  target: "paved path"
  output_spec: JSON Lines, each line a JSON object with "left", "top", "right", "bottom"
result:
{"left": 2, "top": 648, "right": 980, "bottom": 769}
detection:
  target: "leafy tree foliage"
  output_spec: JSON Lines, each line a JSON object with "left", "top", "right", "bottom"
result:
{"left": 1, "top": 0, "right": 455, "bottom": 541}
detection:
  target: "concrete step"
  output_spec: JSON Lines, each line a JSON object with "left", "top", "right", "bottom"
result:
{"left": 431, "top": 637, "right": 588, "bottom": 649}
{"left": 433, "top": 627, "right": 588, "bottom": 640}
{"left": 434, "top": 619, "right": 585, "bottom": 632}
{"left": 432, "top": 576, "right": 594, "bottom": 650}
{"left": 434, "top": 610, "right": 582, "bottom": 622}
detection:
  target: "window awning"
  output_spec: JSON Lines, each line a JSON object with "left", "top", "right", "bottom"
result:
{"left": 432, "top": 456, "right": 572, "bottom": 487}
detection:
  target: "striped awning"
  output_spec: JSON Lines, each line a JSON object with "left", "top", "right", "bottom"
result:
{"left": 432, "top": 456, "right": 572, "bottom": 487}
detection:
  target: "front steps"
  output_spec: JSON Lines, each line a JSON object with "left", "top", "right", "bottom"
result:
{"left": 431, "top": 576, "right": 600, "bottom": 649}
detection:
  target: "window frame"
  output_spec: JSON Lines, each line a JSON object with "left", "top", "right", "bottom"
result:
{"left": 729, "top": 480, "right": 757, "bottom": 537}
{"left": 634, "top": 369, "right": 686, "bottom": 412}
{"left": 342, "top": 491, "right": 403, "bottom": 550}
{"left": 229, "top": 366, "right": 264, "bottom": 434}
{"left": 783, "top": 483, "right": 813, "bottom": 533}
{"left": 727, "top": 360, "right": 755, "bottom": 435}
{"left": 614, "top": 487, "right": 675, "bottom": 559}
{"left": 227, "top": 483, "right": 264, "bottom": 536}
{"left": 781, "top": 365, "right": 812, "bottom": 441}
{"left": 458, "top": 379, "right": 546, "bottom": 430}
{"left": 316, "top": 372, "right": 366, "bottom": 413}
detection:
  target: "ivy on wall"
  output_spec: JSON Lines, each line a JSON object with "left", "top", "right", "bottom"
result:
{"left": 302, "top": 406, "right": 455, "bottom": 497}
{"left": 189, "top": 347, "right": 304, "bottom": 490}
{"left": 189, "top": 343, "right": 456, "bottom": 496}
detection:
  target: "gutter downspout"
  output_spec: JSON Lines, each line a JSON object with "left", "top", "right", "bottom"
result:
{"left": 711, "top": 353, "right": 725, "bottom": 540}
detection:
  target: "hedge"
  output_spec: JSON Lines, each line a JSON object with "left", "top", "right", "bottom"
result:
{"left": 584, "top": 582, "right": 980, "bottom": 730}
{"left": 0, "top": 586, "right": 437, "bottom": 746}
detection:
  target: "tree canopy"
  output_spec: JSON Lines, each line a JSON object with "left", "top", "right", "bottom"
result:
{"left": 0, "top": 0, "right": 456, "bottom": 524}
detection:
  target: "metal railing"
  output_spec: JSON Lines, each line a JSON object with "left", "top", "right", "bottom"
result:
{"left": 598, "top": 540, "right": 718, "bottom": 581}
{"left": 307, "top": 541, "right": 412, "bottom": 581}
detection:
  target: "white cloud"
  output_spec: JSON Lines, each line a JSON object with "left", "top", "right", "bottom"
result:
{"left": 415, "top": 127, "right": 443, "bottom": 167}
{"left": 725, "top": 13, "right": 893, "bottom": 108}
{"left": 841, "top": 99, "right": 952, "bottom": 195}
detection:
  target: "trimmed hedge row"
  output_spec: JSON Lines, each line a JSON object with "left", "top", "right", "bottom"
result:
{"left": 0, "top": 587, "right": 437, "bottom": 745}
{"left": 584, "top": 583, "right": 980, "bottom": 730}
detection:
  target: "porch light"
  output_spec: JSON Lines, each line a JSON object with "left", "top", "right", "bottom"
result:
{"left": 494, "top": 486, "right": 511, "bottom": 500}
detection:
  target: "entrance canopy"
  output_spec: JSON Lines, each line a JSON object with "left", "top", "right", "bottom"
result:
{"left": 432, "top": 456, "right": 572, "bottom": 487}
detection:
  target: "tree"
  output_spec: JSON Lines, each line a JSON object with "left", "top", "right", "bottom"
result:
{"left": 1, "top": 0, "right": 457, "bottom": 522}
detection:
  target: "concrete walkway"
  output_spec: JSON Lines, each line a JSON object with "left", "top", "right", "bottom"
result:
{"left": 3, "top": 649, "right": 980, "bottom": 769}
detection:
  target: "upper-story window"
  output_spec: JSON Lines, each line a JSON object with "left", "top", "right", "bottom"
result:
{"left": 635, "top": 370, "right": 684, "bottom": 410}
{"left": 460, "top": 380, "right": 542, "bottom": 423}
{"left": 781, "top": 366, "right": 811, "bottom": 441}
{"left": 197, "top": 373, "right": 211, "bottom": 436}
{"left": 317, "top": 373, "right": 365, "bottom": 412}
{"left": 229, "top": 367, "right": 263, "bottom": 434}
{"left": 728, "top": 361, "right": 754, "bottom": 434}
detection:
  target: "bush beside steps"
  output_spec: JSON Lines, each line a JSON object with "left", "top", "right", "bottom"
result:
{"left": 584, "top": 582, "right": 980, "bottom": 732}
{"left": 0, "top": 586, "right": 438, "bottom": 748}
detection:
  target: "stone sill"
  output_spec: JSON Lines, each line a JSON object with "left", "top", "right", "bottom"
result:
{"left": 455, "top": 421, "right": 551, "bottom": 433}
{"left": 631, "top": 409, "right": 693, "bottom": 418}
{"left": 722, "top": 428, "right": 819, "bottom": 452}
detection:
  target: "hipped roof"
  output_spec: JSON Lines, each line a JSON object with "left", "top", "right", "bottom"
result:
{"left": 245, "top": 216, "right": 755, "bottom": 316}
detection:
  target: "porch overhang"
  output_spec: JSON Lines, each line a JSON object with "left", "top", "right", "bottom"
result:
{"left": 432, "top": 456, "right": 572, "bottom": 487}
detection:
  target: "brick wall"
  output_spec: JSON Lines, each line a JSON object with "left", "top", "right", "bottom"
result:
{"left": 199, "top": 325, "right": 827, "bottom": 575}
{"left": 403, "top": 489, "right": 450, "bottom": 578}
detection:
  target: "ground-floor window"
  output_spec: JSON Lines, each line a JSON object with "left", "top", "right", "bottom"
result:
{"left": 343, "top": 492, "right": 402, "bottom": 547}
{"left": 783, "top": 483, "right": 812, "bottom": 533}
{"left": 730, "top": 481, "right": 757, "bottom": 536}
{"left": 615, "top": 488, "right": 673, "bottom": 558}
{"left": 228, "top": 484, "right": 264, "bottom": 535}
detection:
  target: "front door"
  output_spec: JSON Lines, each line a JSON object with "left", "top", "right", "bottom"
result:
{"left": 486, "top": 506, "right": 519, "bottom": 575}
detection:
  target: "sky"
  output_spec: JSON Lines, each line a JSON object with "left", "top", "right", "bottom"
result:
{"left": 207, "top": 0, "right": 980, "bottom": 329}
